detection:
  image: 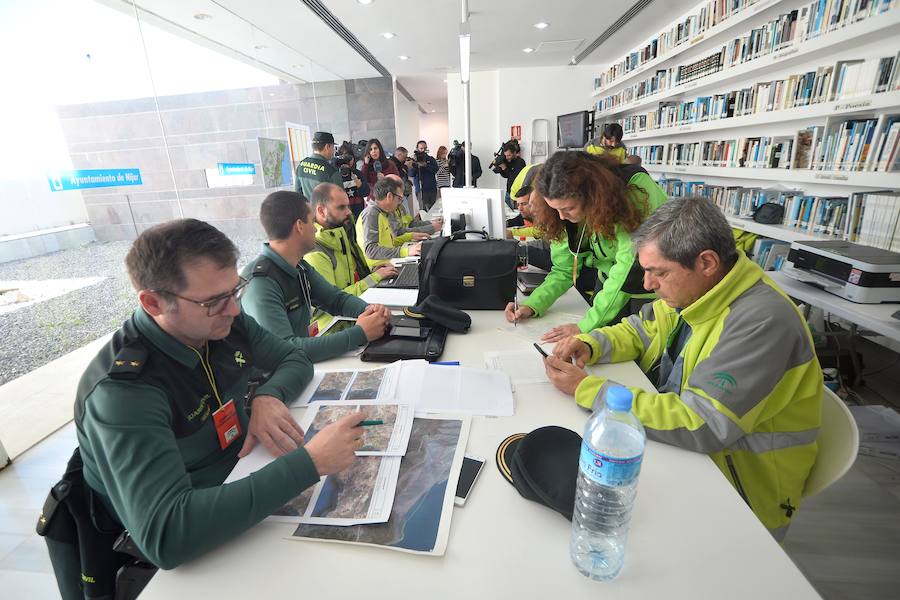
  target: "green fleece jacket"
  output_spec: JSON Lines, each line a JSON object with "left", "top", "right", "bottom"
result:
{"left": 76, "top": 308, "right": 318, "bottom": 570}
{"left": 240, "top": 243, "right": 368, "bottom": 361}
{"left": 523, "top": 171, "right": 667, "bottom": 331}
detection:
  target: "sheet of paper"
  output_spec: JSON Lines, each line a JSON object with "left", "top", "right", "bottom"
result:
{"left": 292, "top": 363, "right": 400, "bottom": 407}
{"left": 360, "top": 287, "right": 418, "bottom": 307}
{"left": 484, "top": 349, "right": 550, "bottom": 385}
{"left": 299, "top": 401, "right": 414, "bottom": 457}
{"left": 292, "top": 413, "right": 470, "bottom": 555}
{"left": 225, "top": 407, "right": 403, "bottom": 526}
{"left": 499, "top": 311, "right": 585, "bottom": 342}
{"left": 412, "top": 364, "right": 513, "bottom": 416}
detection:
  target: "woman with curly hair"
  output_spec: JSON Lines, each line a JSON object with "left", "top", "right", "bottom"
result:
{"left": 505, "top": 151, "right": 667, "bottom": 342}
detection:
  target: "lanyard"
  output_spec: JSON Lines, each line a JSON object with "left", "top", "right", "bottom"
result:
{"left": 570, "top": 223, "right": 587, "bottom": 287}
{"left": 188, "top": 343, "right": 223, "bottom": 410}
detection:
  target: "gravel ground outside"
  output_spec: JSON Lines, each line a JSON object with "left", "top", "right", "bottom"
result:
{"left": 0, "top": 237, "right": 263, "bottom": 386}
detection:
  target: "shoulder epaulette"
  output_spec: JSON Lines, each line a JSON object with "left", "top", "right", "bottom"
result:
{"left": 108, "top": 342, "right": 149, "bottom": 380}
{"left": 251, "top": 257, "right": 274, "bottom": 278}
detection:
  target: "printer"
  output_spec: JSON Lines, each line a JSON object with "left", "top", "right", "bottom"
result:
{"left": 784, "top": 240, "right": 900, "bottom": 304}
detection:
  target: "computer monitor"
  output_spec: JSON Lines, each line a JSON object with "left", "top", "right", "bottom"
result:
{"left": 440, "top": 188, "right": 506, "bottom": 240}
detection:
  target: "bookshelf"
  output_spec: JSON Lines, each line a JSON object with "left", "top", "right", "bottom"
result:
{"left": 592, "top": 0, "right": 783, "bottom": 97}
{"left": 594, "top": 7, "right": 900, "bottom": 119}
{"left": 590, "top": 0, "right": 900, "bottom": 252}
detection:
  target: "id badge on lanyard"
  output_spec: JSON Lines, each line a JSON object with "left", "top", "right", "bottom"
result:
{"left": 213, "top": 399, "right": 241, "bottom": 450}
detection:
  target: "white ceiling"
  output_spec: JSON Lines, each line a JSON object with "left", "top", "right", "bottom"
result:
{"left": 97, "top": 0, "right": 702, "bottom": 110}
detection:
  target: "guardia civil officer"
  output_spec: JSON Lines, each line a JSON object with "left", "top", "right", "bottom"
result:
{"left": 47, "top": 219, "right": 366, "bottom": 598}
{"left": 295, "top": 131, "right": 344, "bottom": 198}
{"left": 241, "top": 190, "right": 391, "bottom": 361}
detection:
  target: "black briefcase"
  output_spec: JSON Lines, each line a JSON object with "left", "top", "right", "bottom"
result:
{"left": 418, "top": 230, "right": 518, "bottom": 310}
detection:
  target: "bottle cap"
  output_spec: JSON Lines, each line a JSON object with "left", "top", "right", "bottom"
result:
{"left": 606, "top": 385, "right": 633, "bottom": 412}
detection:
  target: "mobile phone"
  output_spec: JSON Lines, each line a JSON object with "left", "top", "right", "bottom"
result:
{"left": 454, "top": 455, "right": 485, "bottom": 507}
{"left": 533, "top": 342, "right": 549, "bottom": 358}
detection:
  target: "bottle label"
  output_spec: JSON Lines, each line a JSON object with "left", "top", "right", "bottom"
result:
{"left": 579, "top": 441, "right": 642, "bottom": 486}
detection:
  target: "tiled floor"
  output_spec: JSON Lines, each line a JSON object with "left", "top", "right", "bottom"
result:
{"left": 1, "top": 339, "right": 899, "bottom": 599}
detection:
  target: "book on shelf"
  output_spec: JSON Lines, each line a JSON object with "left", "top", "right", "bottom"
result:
{"left": 848, "top": 190, "right": 900, "bottom": 250}
{"left": 595, "top": 0, "right": 900, "bottom": 116}
{"left": 752, "top": 238, "right": 791, "bottom": 270}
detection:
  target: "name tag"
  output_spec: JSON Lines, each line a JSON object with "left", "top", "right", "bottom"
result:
{"left": 213, "top": 400, "right": 241, "bottom": 450}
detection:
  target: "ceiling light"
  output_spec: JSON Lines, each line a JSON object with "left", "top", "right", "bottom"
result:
{"left": 254, "top": 45, "right": 267, "bottom": 50}
{"left": 443, "top": 79, "right": 448, "bottom": 83}
{"left": 193, "top": 13, "right": 212, "bottom": 21}
{"left": 356, "top": 0, "right": 374, "bottom": 5}
{"left": 534, "top": 22, "right": 549, "bottom": 29}
{"left": 522, "top": 47, "right": 534, "bottom": 53}
{"left": 398, "top": 55, "right": 409, "bottom": 60}
{"left": 459, "top": 23, "right": 471, "bottom": 83}
{"left": 382, "top": 32, "right": 395, "bottom": 39}
{"left": 431, "top": 109, "right": 436, "bottom": 113}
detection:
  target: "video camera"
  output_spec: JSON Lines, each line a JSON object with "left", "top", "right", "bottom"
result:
{"left": 489, "top": 139, "right": 519, "bottom": 173}
{"left": 334, "top": 152, "right": 355, "bottom": 175}
{"left": 413, "top": 149, "right": 429, "bottom": 163}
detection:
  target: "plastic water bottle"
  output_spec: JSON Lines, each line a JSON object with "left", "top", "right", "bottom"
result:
{"left": 570, "top": 386, "right": 646, "bottom": 581}
{"left": 516, "top": 237, "right": 529, "bottom": 269}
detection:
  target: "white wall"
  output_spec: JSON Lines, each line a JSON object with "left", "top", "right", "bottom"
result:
{"left": 418, "top": 112, "right": 449, "bottom": 152}
{"left": 447, "top": 64, "right": 598, "bottom": 189}
{"left": 393, "top": 94, "right": 421, "bottom": 153}
{"left": 497, "top": 65, "right": 597, "bottom": 163}
{"left": 447, "top": 71, "right": 501, "bottom": 189}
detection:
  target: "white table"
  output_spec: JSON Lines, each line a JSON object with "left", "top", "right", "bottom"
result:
{"left": 142, "top": 291, "right": 820, "bottom": 599}
{"left": 768, "top": 270, "right": 900, "bottom": 344}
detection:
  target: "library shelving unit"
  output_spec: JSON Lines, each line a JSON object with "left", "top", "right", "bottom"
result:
{"left": 590, "top": 0, "right": 900, "bottom": 249}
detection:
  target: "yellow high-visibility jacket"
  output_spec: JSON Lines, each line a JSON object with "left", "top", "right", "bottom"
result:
{"left": 574, "top": 252, "right": 822, "bottom": 539}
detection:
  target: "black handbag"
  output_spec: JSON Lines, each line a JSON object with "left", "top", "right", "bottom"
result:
{"left": 417, "top": 230, "right": 518, "bottom": 310}
{"left": 753, "top": 202, "right": 785, "bottom": 225}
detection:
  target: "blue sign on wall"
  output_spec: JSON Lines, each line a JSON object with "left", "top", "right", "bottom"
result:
{"left": 47, "top": 169, "right": 142, "bottom": 192}
{"left": 217, "top": 163, "right": 256, "bottom": 176}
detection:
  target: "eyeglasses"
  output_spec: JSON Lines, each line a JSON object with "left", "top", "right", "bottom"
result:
{"left": 156, "top": 276, "right": 249, "bottom": 317}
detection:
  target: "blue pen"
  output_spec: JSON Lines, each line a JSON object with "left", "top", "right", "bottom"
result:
{"left": 433, "top": 361, "right": 460, "bottom": 366}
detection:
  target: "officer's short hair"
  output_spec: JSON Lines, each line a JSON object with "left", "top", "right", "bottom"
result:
{"left": 259, "top": 191, "right": 312, "bottom": 241}
{"left": 632, "top": 197, "right": 738, "bottom": 269}
{"left": 373, "top": 177, "right": 402, "bottom": 201}
{"left": 125, "top": 219, "right": 238, "bottom": 295}
{"left": 310, "top": 183, "right": 344, "bottom": 212}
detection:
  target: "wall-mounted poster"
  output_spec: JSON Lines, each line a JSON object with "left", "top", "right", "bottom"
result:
{"left": 286, "top": 122, "right": 313, "bottom": 184}
{"left": 257, "top": 137, "right": 293, "bottom": 189}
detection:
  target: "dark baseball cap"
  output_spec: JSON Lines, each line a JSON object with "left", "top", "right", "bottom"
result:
{"left": 313, "top": 131, "right": 335, "bottom": 144}
{"left": 496, "top": 425, "right": 582, "bottom": 520}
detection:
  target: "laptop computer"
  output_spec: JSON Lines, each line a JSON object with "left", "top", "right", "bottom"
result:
{"left": 376, "top": 263, "right": 419, "bottom": 289}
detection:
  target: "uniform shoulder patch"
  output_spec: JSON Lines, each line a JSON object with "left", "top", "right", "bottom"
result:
{"left": 108, "top": 342, "right": 149, "bottom": 380}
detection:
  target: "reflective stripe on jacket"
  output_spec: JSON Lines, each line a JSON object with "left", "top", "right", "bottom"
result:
{"left": 574, "top": 252, "right": 822, "bottom": 538}
{"left": 306, "top": 223, "right": 382, "bottom": 332}
{"left": 355, "top": 204, "right": 410, "bottom": 267}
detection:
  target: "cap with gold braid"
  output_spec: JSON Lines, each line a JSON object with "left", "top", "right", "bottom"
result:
{"left": 496, "top": 426, "right": 582, "bottom": 520}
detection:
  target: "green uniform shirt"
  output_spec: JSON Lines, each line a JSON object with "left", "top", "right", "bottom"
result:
{"left": 75, "top": 308, "right": 319, "bottom": 569}
{"left": 294, "top": 153, "right": 344, "bottom": 198}
{"left": 240, "top": 243, "right": 369, "bottom": 362}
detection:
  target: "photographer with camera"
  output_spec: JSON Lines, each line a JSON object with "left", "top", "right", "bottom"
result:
{"left": 408, "top": 140, "right": 439, "bottom": 211}
{"left": 295, "top": 131, "right": 345, "bottom": 198}
{"left": 360, "top": 138, "right": 399, "bottom": 194}
{"left": 334, "top": 141, "right": 368, "bottom": 218}
{"left": 449, "top": 141, "right": 482, "bottom": 188}
{"left": 491, "top": 139, "right": 526, "bottom": 208}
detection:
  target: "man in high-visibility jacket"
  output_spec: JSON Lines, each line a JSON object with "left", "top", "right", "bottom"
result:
{"left": 305, "top": 183, "right": 398, "bottom": 334}
{"left": 548, "top": 197, "right": 822, "bottom": 541}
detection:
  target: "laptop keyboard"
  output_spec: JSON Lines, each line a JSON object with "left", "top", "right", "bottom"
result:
{"left": 378, "top": 264, "right": 419, "bottom": 289}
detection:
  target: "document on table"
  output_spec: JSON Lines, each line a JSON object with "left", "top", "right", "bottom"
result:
{"left": 224, "top": 419, "right": 402, "bottom": 527}
{"left": 360, "top": 287, "right": 418, "bottom": 307}
{"left": 292, "top": 413, "right": 470, "bottom": 555}
{"left": 298, "top": 401, "right": 414, "bottom": 457}
{"left": 292, "top": 362, "right": 402, "bottom": 406}
{"left": 499, "top": 311, "right": 585, "bottom": 341}
{"left": 484, "top": 349, "right": 550, "bottom": 385}
{"left": 402, "top": 363, "right": 513, "bottom": 416}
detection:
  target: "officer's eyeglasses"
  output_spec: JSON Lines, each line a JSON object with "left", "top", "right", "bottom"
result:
{"left": 157, "top": 277, "right": 249, "bottom": 317}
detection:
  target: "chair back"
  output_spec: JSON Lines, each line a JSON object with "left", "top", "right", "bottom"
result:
{"left": 802, "top": 387, "right": 859, "bottom": 498}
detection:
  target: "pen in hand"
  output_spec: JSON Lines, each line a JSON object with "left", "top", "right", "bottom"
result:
{"left": 513, "top": 296, "right": 518, "bottom": 327}
{"left": 357, "top": 420, "right": 384, "bottom": 427}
